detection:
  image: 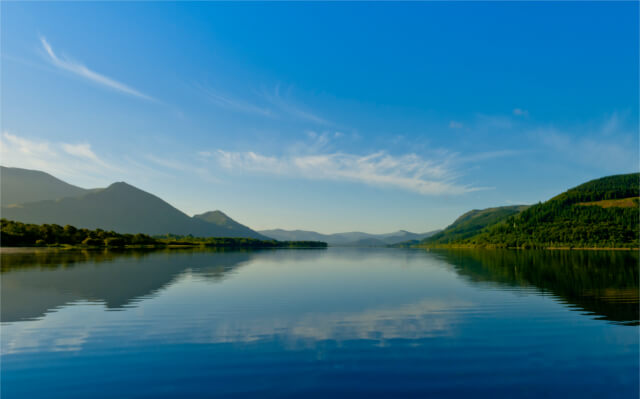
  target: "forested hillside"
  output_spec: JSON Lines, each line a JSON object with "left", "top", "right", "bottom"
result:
{"left": 419, "top": 205, "right": 528, "bottom": 245}
{"left": 452, "top": 173, "right": 639, "bottom": 248}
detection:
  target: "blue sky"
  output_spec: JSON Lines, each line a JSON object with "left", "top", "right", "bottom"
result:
{"left": 1, "top": 2, "right": 638, "bottom": 233}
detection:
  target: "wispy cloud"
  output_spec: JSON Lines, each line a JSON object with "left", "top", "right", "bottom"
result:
{"left": 449, "top": 121, "right": 464, "bottom": 129}
{"left": 0, "top": 131, "right": 121, "bottom": 186}
{"left": 40, "top": 37, "right": 154, "bottom": 101}
{"left": 197, "top": 85, "right": 273, "bottom": 117}
{"left": 263, "top": 84, "right": 330, "bottom": 125}
{"left": 196, "top": 82, "right": 329, "bottom": 125}
{"left": 144, "top": 154, "right": 221, "bottom": 183}
{"left": 207, "top": 149, "right": 483, "bottom": 195}
{"left": 531, "top": 114, "right": 638, "bottom": 172}
{"left": 455, "top": 150, "right": 519, "bottom": 163}
{"left": 512, "top": 108, "right": 529, "bottom": 117}
{"left": 61, "top": 142, "right": 114, "bottom": 170}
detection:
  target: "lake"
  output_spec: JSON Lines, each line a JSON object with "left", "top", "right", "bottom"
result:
{"left": 1, "top": 247, "right": 638, "bottom": 398}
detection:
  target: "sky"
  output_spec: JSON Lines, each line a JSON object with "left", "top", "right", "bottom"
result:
{"left": 1, "top": 2, "right": 638, "bottom": 234}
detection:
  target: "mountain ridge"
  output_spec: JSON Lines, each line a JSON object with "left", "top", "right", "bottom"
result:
{"left": 1, "top": 166, "right": 90, "bottom": 205}
{"left": 259, "top": 228, "right": 439, "bottom": 246}
{"left": 1, "top": 169, "right": 267, "bottom": 239}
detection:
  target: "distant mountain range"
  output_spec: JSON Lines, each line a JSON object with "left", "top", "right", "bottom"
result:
{"left": 1, "top": 166, "right": 437, "bottom": 244}
{"left": 1, "top": 166, "right": 269, "bottom": 239}
{"left": 258, "top": 228, "right": 439, "bottom": 246}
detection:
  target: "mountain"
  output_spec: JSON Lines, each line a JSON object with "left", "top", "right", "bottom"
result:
{"left": 375, "top": 230, "right": 441, "bottom": 245}
{"left": 2, "top": 180, "right": 266, "bottom": 239}
{"left": 421, "top": 173, "right": 639, "bottom": 249}
{"left": 259, "top": 228, "right": 439, "bottom": 246}
{"left": 344, "top": 237, "right": 388, "bottom": 247}
{"left": 1, "top": 166, "right": 89, "bottom": 205}
{"left": 258, "top": 229, "right": 329, "bottom": 242}
{"left": 419, "top": 205, "right": 529, "bottom": 245}
{"left": 193, "top": 211, "right": 271, "bottom": 240}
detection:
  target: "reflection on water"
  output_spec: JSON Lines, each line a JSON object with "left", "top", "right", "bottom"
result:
{"left": 435, "top": 249, "right": 639, "bottom": 325}
{"left": 1, "top": 247, "right": 256, "bottom": 322}
{"left": 1, "top": 247, "right": 638, "bottom": 398}
{"left": 3, "top": 247, "right": 637, "bottom": 325}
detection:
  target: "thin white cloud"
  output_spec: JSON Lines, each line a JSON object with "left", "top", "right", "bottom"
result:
{"left": 198, "top": 85, "right": 273, "bottom": 117}
{"left": 264, "top": 84, "right": 330, "bottom": 125}
{"left": 0, "top": 132, "right": 121, "bottom": 186}
{"left": 513, "top": 108, "right": 529, "bottom": 117}
{"left": 144, "top": 154, "right": 221, "bottom": 183}
{"left": 197, "top": 83, "right": 330, "bottom": 124}
{"left": 455, "top": 150, "right": 519, "bottom": 163}
{"left": 449, "top": 121, "right": 464, "bottom": 129}
{"left": 531, "top": 114, "right": 638, "bottom": 172}
{"left": 62, "top": 143, "right": 98, "bottom": 161}
{"left": 62, "top": 142, "right": 113, "bottom": 170}
{"left": 209, "top": 149, "right": 482, "bottom": 195}
{"left": 536, "top": 130, "right": 637, "bottom": 171}
{"left": 40, "top": 37, "right": 154, "bottom": 101}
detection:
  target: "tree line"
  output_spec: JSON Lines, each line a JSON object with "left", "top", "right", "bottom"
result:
{"left": 419, "top": 173, "right": 639, "bottom": 249}
{"left": 1, "top": 219, "right": 327, "bottom": 249}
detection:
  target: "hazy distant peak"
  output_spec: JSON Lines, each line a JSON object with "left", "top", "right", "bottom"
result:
{"left": 105, "top": 181, "right": 137, "bottom": 190}
{"left": 258, "top": 228, "right": 440, "bottom": 246}
{"left": 193, "top": 210, "right": 232, "bottom": 225}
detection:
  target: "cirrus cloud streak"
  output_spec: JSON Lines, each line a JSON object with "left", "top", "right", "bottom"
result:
{"left": 40, "top": 37, "right": 154, "bottom": 101}
{"left": 210, "top": 150, "right": 484, "bottom": 195}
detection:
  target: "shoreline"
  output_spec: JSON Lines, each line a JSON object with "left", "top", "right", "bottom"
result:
{"left": 0, "top": 243, "right": 328, "bottom": 251}
{"left": 414, "top": 245, "right": 639, "bottom": 251}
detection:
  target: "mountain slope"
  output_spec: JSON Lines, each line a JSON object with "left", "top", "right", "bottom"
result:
{"left": 438, "top": 173, "right": 640, "bottom": 248}
{"left": 1, "top": 166, "right": 89, "bottom": 205}
{"left": 420, "top": 205, "right": 529, "bottom": 245}
{"left": 193, "top": 211, "right": 271, "bottom": 240}
{"left": 378, "top": 230, "right": 440, "bottom": 245}
{"left": 2, "top": 182, "right": 265, "bottom": 239}
{"left": 258, "top": 229, "right": 329, "bottom": 242}
{"left": 342, "top": 237, "right": 388, "bottom": 247}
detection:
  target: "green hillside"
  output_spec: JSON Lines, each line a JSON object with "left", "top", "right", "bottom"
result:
{"left": 450, "top": 173, "right": 639, "bottom": 249}
{"left": 420, "top": 205, "right": 529, "bottom": 245}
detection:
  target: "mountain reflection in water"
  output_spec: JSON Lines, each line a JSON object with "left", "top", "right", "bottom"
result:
{"left": 2, "top": 247, "right": 638, "bottom": 399}
{"left": 434, "top": 249, "right": 639, "bottom": 325}
{"left": 2, "top": 247, "right": 637, "bottom": 325}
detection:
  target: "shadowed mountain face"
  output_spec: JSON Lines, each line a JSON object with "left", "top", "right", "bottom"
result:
{"left": 1, "top": 166, "right": 89, "bottom": 205}
{"left": 259, "top": 229, "right": 439, "bottom": 246}
{"left": 194, "top": 211, "right": 271, "bottom": 240}
{"left": 1, "top": 171, "right": 266, "bottom": 239}
{"left": 434, "top": 248, "right": 639, "bottom": 326}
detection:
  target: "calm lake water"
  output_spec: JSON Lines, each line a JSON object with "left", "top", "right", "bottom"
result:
{"left": 1, "top": 247, "right": 638, "bottom": 398}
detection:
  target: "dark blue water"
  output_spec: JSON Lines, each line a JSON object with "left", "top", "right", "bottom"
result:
{"left": 1, "top": 248, "right": 638, "bottom": 398}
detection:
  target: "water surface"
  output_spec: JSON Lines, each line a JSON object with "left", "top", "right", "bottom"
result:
{"left": 1, "top": 247, "right": 638, "bottom": 398}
